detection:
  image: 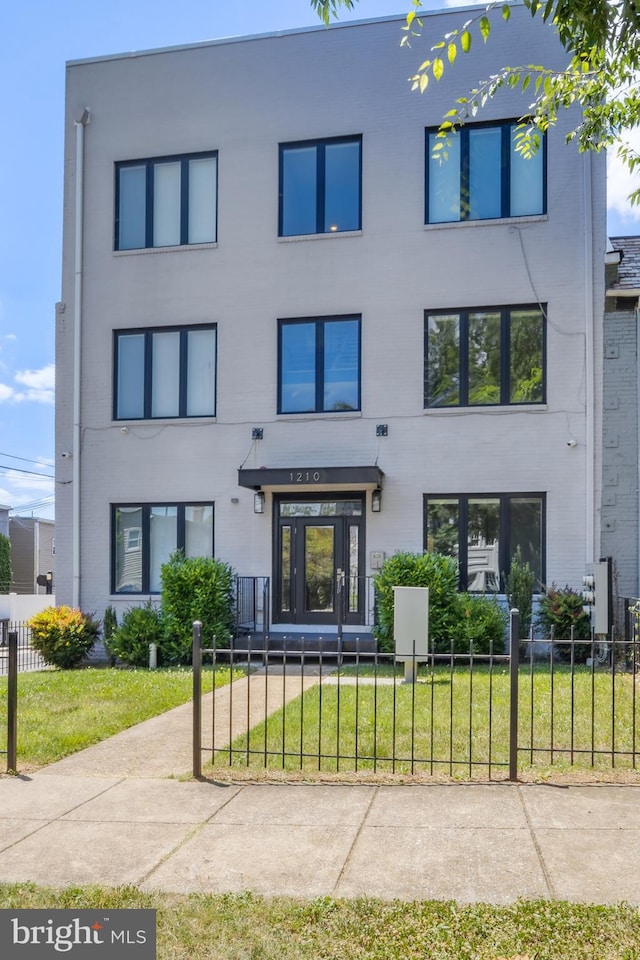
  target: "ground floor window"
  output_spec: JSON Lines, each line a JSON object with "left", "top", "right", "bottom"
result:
{"left": 112, "top": 502, "right": 214, "bottom": 594}
{"left": 423, "top": 493, "right": 544, "bottom": 592}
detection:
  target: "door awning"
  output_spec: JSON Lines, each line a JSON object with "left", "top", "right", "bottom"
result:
{"left": 238, "top": 465, "right": 384, "bottom": 490}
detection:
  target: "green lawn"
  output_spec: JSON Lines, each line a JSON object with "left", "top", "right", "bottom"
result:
{"left": 0, "top": 886, "right": 637, "bottom": 959}
{"left": 0, "top": 666, "right": 239, "bottom": 770}
{"left": 213, "top": 665, "right": 640, "bottom": 779}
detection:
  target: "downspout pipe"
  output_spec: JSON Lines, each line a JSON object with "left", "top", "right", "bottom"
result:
{"left": 72, "top": 109, "right": 89, "bottom": 609}
{"left": 583, "top": 150, "right": 595, "bottom": 564}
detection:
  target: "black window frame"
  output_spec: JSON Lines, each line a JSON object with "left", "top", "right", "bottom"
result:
{"left": 277, "top": 314, "right": 362, "bottom": 415}
{"left": 113, "top": 323, "right": 217, "bottom": 421}
{"left": 424, "top": 303, "right": 547, "bottom": 408}
{"left": 423, "top": 492, "right": 546, "bottom": 592}
{"left": 111, "top": 502, "right": 215, "bottom": 595}
{"left": 424, "top": 120, "right": 547, "bottom": 224}
{"left": 115, "top": 151, "right": 218, "bottom": 251}
{"left": 278, "top": 135, "right": 363, "bottom": 237}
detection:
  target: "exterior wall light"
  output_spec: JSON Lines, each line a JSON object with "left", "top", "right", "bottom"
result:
{"left": 254, "top": 491, "right": 265, "bottom": 514}
{"left": 371, "top": 488, "right": 382, "bottom": 513}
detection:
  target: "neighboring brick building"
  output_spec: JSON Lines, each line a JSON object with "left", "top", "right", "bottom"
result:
{"left": 56, "top": 7, "right": 606, "bottom": 631}
{"left": 603, "top": 237, "right": 640, "bottom": 606}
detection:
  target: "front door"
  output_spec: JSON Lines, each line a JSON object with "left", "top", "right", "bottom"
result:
{"left": 274, "top": 495, "right": 365, "bottom": 625}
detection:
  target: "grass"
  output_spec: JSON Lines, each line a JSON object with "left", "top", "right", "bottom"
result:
{"left": 0, "top": 666, "right": 239, "bottom": 770}
{"left": 213, "top": 664, "right": 640, "bottom": 779}
{"left": 0, "top": 885, "right": 638, "bottom": 959}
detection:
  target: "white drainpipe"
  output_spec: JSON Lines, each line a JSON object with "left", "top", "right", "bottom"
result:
{"left": 583, "top": 151, "right": 595, "bottom": 564}
{"left": 72, "top": 109, "right": 89, "bottom": 608}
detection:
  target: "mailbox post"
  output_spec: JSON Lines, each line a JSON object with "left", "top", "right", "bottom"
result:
{"left": 393, "top": 586, "right": 429, "bottom": 682}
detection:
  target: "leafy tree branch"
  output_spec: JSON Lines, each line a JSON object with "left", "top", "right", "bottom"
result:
{"left": 311, "top": 0, "right": 640, "bottom": 202}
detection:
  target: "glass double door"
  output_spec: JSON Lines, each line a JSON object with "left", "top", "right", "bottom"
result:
{"left": 275, "top": 496, "right": 365, "bottom": 625}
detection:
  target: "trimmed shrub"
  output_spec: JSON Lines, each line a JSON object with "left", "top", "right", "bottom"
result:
{"left": 0, "top": 533, "right": 11, "bottom": 594}
{"left": 505, "top": 546, "right": 535, "bottom": 639}
{"left": 28, "top": 605, "right": 99, "bottom": 669}
{"left": 535, "top": 584, "right": 591, "bottom": 639}
{"left": 535, "top": 584, "right": 592, "bottom": 662}
{"left": 109, "top": 603, "right": 163, "bottom": 667}
{"left": 373, "top": 551, "right": 460, "bottom": 653}
{"left": 160, "top": 552, "right": 235, "bottom": 664}
{"left": 102, "top": 605, "right": 118, "bottom": 666}
{"left": 456, "top": 593, "right": 507, "bottom": 654}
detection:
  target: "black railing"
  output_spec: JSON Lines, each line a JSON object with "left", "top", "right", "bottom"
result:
{"left": 0, "top": 620, "right": 48, "bottom": 675}
{"left": 194, "top": 611, "right": 640, "bottom": 780}
{"left": 235, "top": 577, "right": 270, "bottom": 636}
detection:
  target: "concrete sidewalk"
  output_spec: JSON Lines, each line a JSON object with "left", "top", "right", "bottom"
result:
{"left": 0, "top": 776, "right": 639, "bottom": 903}
{"left": 1, "top": 670, "right": 639, "bottom": 904}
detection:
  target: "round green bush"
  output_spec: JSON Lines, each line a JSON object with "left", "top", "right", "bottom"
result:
{"left": 28, "top": 605, "right": 99, "bottom": 669}
{"left": 160, "top": 552, "right": 235, "bottom": 664}
{"left": 373, "top": 552, "right": 460, "bottom": 653}
{"left": 456, "top": 593, "right": 507, "bottom": 654}
{"left": 109, "top": 603, "right": 164, "bottom": 667}
{"left": 535, "top": 584, "right": 592, "bottom": 662}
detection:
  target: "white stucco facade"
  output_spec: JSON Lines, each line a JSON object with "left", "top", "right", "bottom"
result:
{"left": 57, "top": 6, "right": 606, "bottom": 626}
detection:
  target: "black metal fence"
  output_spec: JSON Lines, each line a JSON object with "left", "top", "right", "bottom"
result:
{"left": 193, "top": 612, "right": 640, "bottom": 780}
{"left": 0, "top": 620, "right": 47, "bottom": 675}
{"left": 0, "top": 620, "right": 51, "bottom": 773}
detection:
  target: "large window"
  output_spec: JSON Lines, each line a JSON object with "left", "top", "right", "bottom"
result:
{"left": 279, "top": 136, "right": 362, "bottom": 237}
{"left": 426, "top": 122, "right": 545, "bottom": 223}
{"left": 112, "top": 503, "right": 214, "bottom": 594}
{"left": 425, "top": 305, "right": 545, "bottom": 407}
{"left": 115, "top": 152, "right": 217, "bottom": 250}
{"left": 114, "top": 325, "right": 216, "bottom": 420}
{"left": 278, "top": 315, "right": 361, "bottom": 414}
{"left": 424, "top": 494, "right": 544, "bottom": 591}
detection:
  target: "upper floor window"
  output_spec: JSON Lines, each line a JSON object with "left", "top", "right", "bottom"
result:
{"left": 425, "top": 122, "right": 545, "bottom": 224}
{"left": 424, "top": 493, "right": 544, "bottom": 592}
{"left": 279, "top": 136, "right": 362, "bottom": 237}
{"left": 112, "top": 502, "right": 214, "bottom": 594}
{"left": 115, "top": 152, "right": 217, "bottom": 250}
{"left": 114, "top": 324, "right": 216, "bottom": 420}
{"left": 278, "top": 315, "right": 361, "bottom": 414}
{"left": 425, "top": 305, "right": 545, "bottom": 408}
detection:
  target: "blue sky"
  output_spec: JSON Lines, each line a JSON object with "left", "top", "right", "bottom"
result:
{"left": 1, "top": 0, "right": 638, "bottom": 520}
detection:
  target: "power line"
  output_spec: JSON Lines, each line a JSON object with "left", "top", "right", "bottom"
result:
{"left": 0, "top": 464, "right": 54, "bottom": 479}
{"left": 0, "top": 451, "right": 53, "bottom": 467}
{"left": 10, "top": 496, "right": 55, "bottom": 513}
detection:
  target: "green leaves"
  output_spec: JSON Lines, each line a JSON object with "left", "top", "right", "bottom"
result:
{"left": 309, "top": 0, "right": 355, "bottom": 26}
{"left": 309, "top": 0, "right": 640, "bottom": 204}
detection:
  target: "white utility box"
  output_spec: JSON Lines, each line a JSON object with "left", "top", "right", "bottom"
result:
{"left": 393, "top": 586, "right": 429, "bottom": 682}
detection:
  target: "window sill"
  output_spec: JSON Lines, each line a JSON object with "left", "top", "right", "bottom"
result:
{"left": 113, "top": 242, "right": 218, "bottom": 256}
{"left": 277, "top": 411, "right": 362, "bottom": 421}
{"left": 423, "top": 404, "right": 548, "bottom": 415}
{"left": 424, "top": 214, "right": 547, "bottom": 231}
{"left": 113, "top": 417, "right": 217, "bottom": 426}
{"left": 278, "top": 230, "right": 362, "bottom": 243}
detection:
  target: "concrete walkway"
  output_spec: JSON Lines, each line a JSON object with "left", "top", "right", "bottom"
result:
{"left": 0, "top": 671, "right": 639, "bottom": 903}
{"left": 40, "top": 665, "right": 323, "bottom": 779}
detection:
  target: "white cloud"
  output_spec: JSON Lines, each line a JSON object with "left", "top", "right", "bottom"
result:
{"left": 12, "top": 364, "right": 55, "bottom": 405}
{"left": 607, "top": 133, "right": 640, "bottom": 223}
{"left": 0, "top": 384, "right": 13, "bottom": 402}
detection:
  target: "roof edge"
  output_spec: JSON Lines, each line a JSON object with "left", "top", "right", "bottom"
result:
{"left": 66, "top": 4, "right": 522, "bottom": 68}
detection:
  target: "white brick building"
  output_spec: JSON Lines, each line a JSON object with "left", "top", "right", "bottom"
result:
{"left": 57, "top": 6, "right": 606, "bottom": 633}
